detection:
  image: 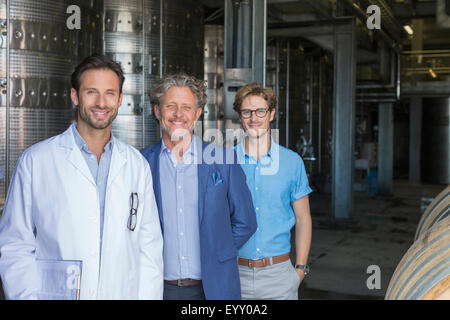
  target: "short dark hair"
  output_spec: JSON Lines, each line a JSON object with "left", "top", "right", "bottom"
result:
{"left": 71, "top": 54, "right": 125, "bottom": 94}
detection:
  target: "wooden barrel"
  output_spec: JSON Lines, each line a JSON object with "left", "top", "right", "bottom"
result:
{"left": 385, "top": 216, "right": 450, "bottom": 300}
{"left": 414, "top": 185, "right": 450, "bottom": 241}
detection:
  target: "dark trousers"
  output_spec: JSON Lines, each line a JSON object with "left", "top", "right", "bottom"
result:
{"left": 163, "top": 282, "right": 206, "bottom": 300}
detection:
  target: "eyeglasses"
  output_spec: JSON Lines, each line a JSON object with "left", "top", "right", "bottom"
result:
{"left": 128, "top": 192, "right": 139, "bottom": 231}
{"left": 239, "top": 108, "right": 270, "bottom": 119}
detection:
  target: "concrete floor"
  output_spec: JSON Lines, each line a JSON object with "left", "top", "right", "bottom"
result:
{"left": 299, "top": 179, "right": 445, "bottom": 300}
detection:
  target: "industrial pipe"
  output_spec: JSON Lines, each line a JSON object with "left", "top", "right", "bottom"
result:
{"left": 338, "top": 0, "right": 400, "bottom": 53}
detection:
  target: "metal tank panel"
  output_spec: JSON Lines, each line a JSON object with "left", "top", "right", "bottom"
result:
{"left": 104, "top": 0, "right": 160, "bottom": 149}
{"left": 0, "top": 0, "right": 205, "bottom": 207}
{"left": 104, "top": 0, "right": 204, "bottom": 149}
{"left": 203, "top": 24, "right": 224, "bottom": 143}
{"left": 0, "top": 0, "right": 103, "bottom": 207}
{"left": 161, "top": 1, "right": 204, "bottom": 78}
{"left": 0, "top": 0, "right": 5, "bottom": 209}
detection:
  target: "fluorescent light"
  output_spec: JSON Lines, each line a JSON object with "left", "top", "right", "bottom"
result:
{"left": 403, "top": 25, "right": 414, "bottom": 35}
{"left": 429, "top": 68, "right": 437, "bottom": 78}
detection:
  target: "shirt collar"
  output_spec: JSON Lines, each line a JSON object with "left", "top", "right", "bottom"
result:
{"left": 72, "top": 122, "right": 114, "bottom": 153}
{"left": 160, "top": 134, "right": 199, "bottom": 163}
{"left": 237, "top": 136, "right": 277, "bottom": 163}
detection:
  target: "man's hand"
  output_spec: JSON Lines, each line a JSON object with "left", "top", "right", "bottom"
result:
{"left": 296, "top": 268, "right": 305, "bottom": 283}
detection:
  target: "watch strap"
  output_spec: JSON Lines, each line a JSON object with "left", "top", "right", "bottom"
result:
{"left": 295, "top": 264, "right": 310, "bottom": 275}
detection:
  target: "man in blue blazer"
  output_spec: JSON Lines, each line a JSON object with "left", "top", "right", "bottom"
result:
{"left": 141, "top": 74, "right": 257, "bottom": 300}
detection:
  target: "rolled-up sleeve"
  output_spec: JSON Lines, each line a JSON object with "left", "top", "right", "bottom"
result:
{"left": 290, "top": 155, "right": 312, "bottom": 202}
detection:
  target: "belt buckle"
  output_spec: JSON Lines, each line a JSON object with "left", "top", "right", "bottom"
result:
{"left": 177, "top": 279, "right": 184, "bottom": 286}
{"left": 248, "top": 260, "right": 253, "bottom": 268}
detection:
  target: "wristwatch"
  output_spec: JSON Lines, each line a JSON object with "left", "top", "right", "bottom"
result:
{"left": 295, "top": 264, "right": 310, "bottom": 276}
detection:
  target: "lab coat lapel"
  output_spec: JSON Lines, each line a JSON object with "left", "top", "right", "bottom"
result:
{"left": 61, "top": 125, "right": 96, "bottom": 187}
{"left": 107, "top": 137, "right": 127, "bottom": 189}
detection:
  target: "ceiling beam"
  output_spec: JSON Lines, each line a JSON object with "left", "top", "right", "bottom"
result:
{"left": 301, "top": 0, "right": 332, "bottom": 19}
{"left": 392, "top": 1, "right": 436, "bottom": 18}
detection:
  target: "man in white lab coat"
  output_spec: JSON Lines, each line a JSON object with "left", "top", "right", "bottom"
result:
{"left": 0, "top": 54, "right": 164, "bottom": 300}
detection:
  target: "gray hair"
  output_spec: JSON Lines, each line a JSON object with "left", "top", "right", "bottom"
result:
{"left": 149, "top": 73, "right": 207, "bottom": 109}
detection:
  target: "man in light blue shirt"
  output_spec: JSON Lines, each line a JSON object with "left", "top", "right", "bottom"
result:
{"left": 233, "top": 82, "right": 312, "bottom": 300}
{"left": 159, "top": 133, "right": 202, "bottom": 284}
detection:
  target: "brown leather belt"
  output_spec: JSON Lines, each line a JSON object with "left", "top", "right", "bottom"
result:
{"left": 164, "top": 279, "right": 202, "bottom": 287}
{"left": 238, "top": 252, "right": 290, "bottom": 268}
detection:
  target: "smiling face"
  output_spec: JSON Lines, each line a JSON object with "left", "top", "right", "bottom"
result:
{"left": 239, "top": 95, "right": 275, "bottom": 138}
{"left": 154, "top": 86, "right": 203, "bottom": 141}
{"left": 71, "top": 68, "right": 123, "bottom": 131}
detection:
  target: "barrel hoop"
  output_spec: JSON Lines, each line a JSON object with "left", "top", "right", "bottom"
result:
{"left": 428, "top": 204, "right": 450, "bottom": 231}
{"left": 406, "top": 256, "right": 450, "bottom": 300}
{"left": 393, "top": 240, "right": 449, "bottom": 300}
{"left": 388, "top": 229, "right": 450, "bottom": 299}
{"left": 416, "top": 193, "right": 450, "bottom": 239}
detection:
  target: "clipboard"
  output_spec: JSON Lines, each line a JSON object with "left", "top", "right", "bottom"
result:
{"left": 36, "top": 259, "right": 82, "bottom": 300}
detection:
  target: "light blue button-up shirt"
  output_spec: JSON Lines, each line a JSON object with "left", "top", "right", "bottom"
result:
{"left": 159, "top": 135, "right": 201, "bottom": 280}
{"left": 235, "top": 138, "right": 312, "bottom": 259}
{"left": 72, "top": 123, "right": 112, "bottom": 258}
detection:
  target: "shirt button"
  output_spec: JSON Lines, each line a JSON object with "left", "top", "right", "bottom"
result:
{"left": 180, "top": 232, "right": 184, "bottom": 236}
{"left": 256, "top": 207, "right": 259, "bottom": 211}
{"left": 256, "top": 248, "right": 260, "bottom": 251}
{"left": 179, "top": 208, "right": 183, "bottom": 213}
{"left": 255, "top": 187, "right": 259, "bottom": 191}
{"left": 181, "top": 256, "right": 185, "bottom": 260}
{"left": 90, "top": 155, "right": 95, "bottom": 159}
{"left": 178, "top": 185, "right": 182, "bottom": 189}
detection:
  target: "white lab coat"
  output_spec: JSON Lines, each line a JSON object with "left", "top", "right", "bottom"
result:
{"left": 0, "top": 124, "right": 163, "bottom": 300}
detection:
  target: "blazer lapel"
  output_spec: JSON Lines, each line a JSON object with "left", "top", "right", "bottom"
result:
{"left": 149, "top": 141, "right": 164, "bottom": 227}
{"left": 197, "top": 141, "right": 211, "bottom": 225}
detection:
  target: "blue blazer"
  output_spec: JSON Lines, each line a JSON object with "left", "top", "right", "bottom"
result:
{"left": 141, "top": 139, "right": 257, "bottom": 300}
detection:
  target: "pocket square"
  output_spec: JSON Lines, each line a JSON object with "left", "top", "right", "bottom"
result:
{"left": 212, "top": 170, "right": 224, "bottom": 185}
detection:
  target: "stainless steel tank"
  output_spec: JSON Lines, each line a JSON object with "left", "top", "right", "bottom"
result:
{"left": 162, "top": 1, "right": 204, "bottom": 78}
{"left": 104, "top": 0, "right": 204, "bottom": 148}
{"left": 422, "top": 98, "right": 450, "bottom": 184}
{"left": 0, "top": 0, "right": 102, "bottom": 207}
{"left": 0, "top": 0, "right": 205, "bottom": 207}
{"left": 104, "top": 0, "right": 159, "bottom": 149}
{"left": 203, "top": 24, "right": 224, "bottom": 144}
